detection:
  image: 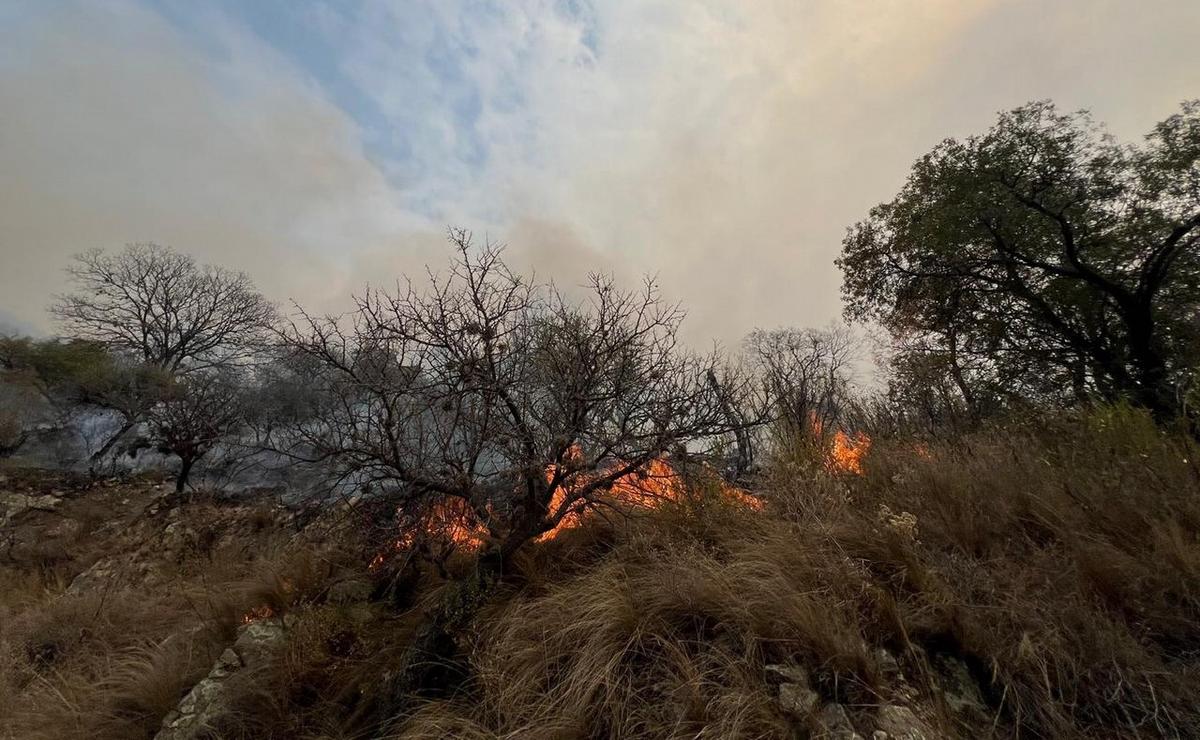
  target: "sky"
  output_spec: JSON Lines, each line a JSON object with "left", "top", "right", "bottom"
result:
{"left": 1, "top": 0, "right": 1198, "bottom": 346}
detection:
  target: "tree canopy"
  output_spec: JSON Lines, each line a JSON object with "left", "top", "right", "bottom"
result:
{"left": 51, "top": 243, "right": 275, "bottom": 372}
{"left": 270, "top": 229, "right": 756, "bottom": 564}
{"left": 839, "top": 100, "right": 1200, "bottom": 422}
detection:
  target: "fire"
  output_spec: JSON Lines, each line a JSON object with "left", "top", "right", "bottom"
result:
{"left": 368, "top": 498, "right": 488, "bottom": 573}
{"left": 363, "top": 425, "right": 869, "bottom": 570}
{"left": 809, "top": 413, "right": 871, "bottom": 474}
{"left": 241, "top": 605, "right": 276, "bottom": 624}
{"left": 393, "top": 497, "right": 488, "bottom": 553}
{"left": 829, "top": 429, "right": 870, "bottom": 475}
{"left": 536, "top": 454, "right": 763, "bottom": 542}
{"left": 366, "top": 451, "right": 763, "bottom": 568}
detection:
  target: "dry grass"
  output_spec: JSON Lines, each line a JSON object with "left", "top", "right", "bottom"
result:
{"left": 0, "top": 476, "right": 356, "bottom": 740}
{"left": 3, "top": 406, "right": 1198, "bottom": 739}
{"left": 382, "top": 407, "right": 1200, "bottom": 739}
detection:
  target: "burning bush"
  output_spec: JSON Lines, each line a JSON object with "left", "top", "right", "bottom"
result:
{"left": 269, "top": 229, "right": 761, "bottom": 570}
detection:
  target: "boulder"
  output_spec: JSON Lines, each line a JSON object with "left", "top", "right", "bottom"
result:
{"left": 874, "top": 705, "right": 935, "bottom": 740}
{"left": 779, "top": 683, "right": 820, "bottom": 718}
{"left": 155, "top": 618, "right": 288, "bottom": 740}
{"left": 817, "top": 702, "right": 864, "bottom": 739}
{"left": 0, "top": 491, "right": 63, "bottom": 525}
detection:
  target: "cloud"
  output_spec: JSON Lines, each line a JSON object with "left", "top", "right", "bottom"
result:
{"left": 2, "top": 0, "right": 1198, "bottom": 349}
{"left": 328, "top": 0, "right": 1200, "bottom": 343}
{"left": 0, "top": 0, "right": 426, "bottom": 329}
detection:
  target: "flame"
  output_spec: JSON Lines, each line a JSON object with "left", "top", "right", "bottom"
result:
{"left": 394, "top": 497, "right": 488, "bottom": 553}
{"left": 809, "top": 413, "right": 871, "bottom": 474}
{"left": 366, "top": 449, "right": 764, "bottom": 567}
{"left": 829, "top": 429, "right": 870, "bottom": 475}
{"left": 536, "top": 453, "right": 763, "bottom": 542}
{"left": 241, "top": 605, "right": 275, "bottom": 624}
{"left": 368, "top": 498, "right": 488, "bottom": 573}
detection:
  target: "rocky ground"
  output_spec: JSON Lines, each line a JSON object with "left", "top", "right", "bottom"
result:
{"left": 0, "top": 468, "right": 961, "bottom": 739}
{"left": 4, "top": 411, "right": 1198, "bottom": 739}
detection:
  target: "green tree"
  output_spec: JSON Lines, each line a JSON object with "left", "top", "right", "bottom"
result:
{"left": 839, "top": 100, "right": 1200, "bottom": 422}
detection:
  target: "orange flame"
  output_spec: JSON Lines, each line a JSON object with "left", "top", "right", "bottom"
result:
{"left": 394, "top": 497, "right": 488, "bottom": 553}
{"left": 829, "top": 429, "right": 870, "bottom": 474}
{"left": 809, "top": 413, "right": 871, "bottom": 474}
{"left": 536, "top": 453, "right": 763, "bottom": 542}
{"left": 368, "top": 498, "right": 488, "bottom": 573}
{"left": 366, "top": 450, "right": 763, "bottom": 568}
{"left": 241, "top": 605, "right": 276, "bottom": 624}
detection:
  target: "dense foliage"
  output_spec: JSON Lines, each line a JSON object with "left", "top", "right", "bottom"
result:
{"left": 840, "top": 101, "right": 1200, "bottom": 423}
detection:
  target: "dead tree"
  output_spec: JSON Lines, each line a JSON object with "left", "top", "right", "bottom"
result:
{"left": 51, "top": 244, "right": 275, "bottom": 372}
{"left": 145, "top": 370, "right": 247, "bottom": 493}
{"left": 269, "top": 229, "right": 760, "bottom": 720}
{"left": 50, "top": 244, "right": 273, "bottom": 468}
{"left": 276, "top": 230, "right": 754, "bottom": 563}
{"left": 743, "top": 325, "right": 856, "bottom": 437}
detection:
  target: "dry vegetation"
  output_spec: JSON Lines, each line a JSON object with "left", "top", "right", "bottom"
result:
{"left": 2, "top": 406, "right": 1199, "bottom": 739}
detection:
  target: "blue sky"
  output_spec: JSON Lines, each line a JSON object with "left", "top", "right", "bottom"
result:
{"left": 145, "top": 0, "right": 593, "bottom": 219}
{"left": 2, "top": 0, "right": 1199, "bottom": 347}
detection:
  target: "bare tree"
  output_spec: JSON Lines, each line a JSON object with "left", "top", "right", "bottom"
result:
{"left": 743, "top": 325, "right": 856, "bottom": 436}
{"left": 275, "top": 229, "right": 753, "bottom": 563}
{"left": 269, "top": 230, "right": 759, "bottom": 715}
{"left": 50, "top": 244, "right": 273, "bottom": 469}
{"left": 144, "top": 370, "right": 247, "bottom": 493}
{"left": 51, "top": 243, "right": 275, "bottom": 373}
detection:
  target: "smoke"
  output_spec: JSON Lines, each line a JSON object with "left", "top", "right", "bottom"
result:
{"left": 2, "top": 0, "right": 1198, "bottom": 346}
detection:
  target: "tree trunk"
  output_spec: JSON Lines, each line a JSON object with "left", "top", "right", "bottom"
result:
{"left": 175, "top": 456, "right": 194, "bottom": 493}
{"left": 706, "top": 369, "right": 753, "bottom": 480}
{"left": 1125, "top": 306, "right": 1178, "bottom": 423}
{"left": 88, "top": 418, "right": 136, "bottom": 476}
{"left": 360, "top": 512, "right": 544, "bottom": 736}
{"left": 357, "top": 550, "right": 505, "bottom": 736}
{"left": 946, "top": 329, "right": 978, "bottom": 424}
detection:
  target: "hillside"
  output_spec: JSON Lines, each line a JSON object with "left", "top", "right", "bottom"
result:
{"left": 2, "top": 406, "right": 1198, "bottom": 740}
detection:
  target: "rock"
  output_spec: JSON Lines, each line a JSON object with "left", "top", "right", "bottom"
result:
{"left": 933, "top": 655, "right": 986, "bottom": 717}
{"left": 67, "top": 558, "right": 118, "bottom": 594}
{"left": 0, "top": 491, "right": 63, "bottom": 525}
{"left": 155, "top": 618, "right": 287, "bottom": 740}
{"left": 779, "top": 683, "right": 820, "bottom": 717}
{"left": 817, "top": 702, "right": 864, "bottom": 739}
{"left": 232, "top": 618, "right": 287, "bottom": 663}
{"left": 873, "top": 647, "right": 901, "bottom": 678}
{"left": 871, "top": 732, "right": 888, "bottom": 740}
{"left": 765, "top": 663, "right": 811, "bottom": 686}
{"left": 874, "top": 705, "right": 935, "bottom": 740}
{"left": 327, "top": 577, "right": 374, "bottom": 604}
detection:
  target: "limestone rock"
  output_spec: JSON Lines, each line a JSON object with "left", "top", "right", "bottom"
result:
{"left": 67, "top": 557, "right": 118, "bottom": 594}
{"left": 779, "top": 683, "right": 820, "bottom": 717}
{"left": 0, "top": 491, "right": 63, "bottom": 525}
{"left": 817, "top": 702, "right": 864, "bottom": 739}
{"left": 155, "top": 618, "right": 287, "bottom": 740}
{"left": 875, "top": 705, "right": 935, "bottom": 740}
{"left": 933, "top": 655, "right": 986, "bottom": 717}
{"left": 765, "top": 663, "right": 810, "bottom": 686}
